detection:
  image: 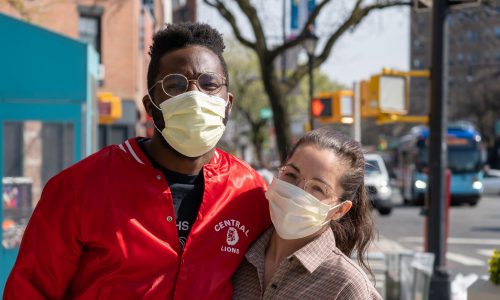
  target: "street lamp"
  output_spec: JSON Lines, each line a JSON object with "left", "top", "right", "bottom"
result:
{"left": 302, "top": 28, "right": 319, "bottom": 131}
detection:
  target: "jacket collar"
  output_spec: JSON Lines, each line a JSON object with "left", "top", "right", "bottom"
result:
{"left": 118, "top": 137, "right": 223, "bottom": 169}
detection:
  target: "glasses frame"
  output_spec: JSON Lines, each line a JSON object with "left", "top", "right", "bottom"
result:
{"left": 150, "top": 72, "right": 228, "bottom": 98}
{"left": 278, "top": 165, "right": 338, "bottom": 201}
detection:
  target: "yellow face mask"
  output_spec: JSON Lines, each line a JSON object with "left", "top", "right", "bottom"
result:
{"left": 266, "top": 177, "right": 346, "bottom": 240}
{"left": 149, "top": 91, "right": 229, "bottom": 157}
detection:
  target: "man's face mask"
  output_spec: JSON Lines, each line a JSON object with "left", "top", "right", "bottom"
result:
{"left": 148, "top": 90, "right": 230, "bottom": 157}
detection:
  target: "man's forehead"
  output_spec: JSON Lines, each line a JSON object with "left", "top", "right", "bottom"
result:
{"left": 158, "top": 45, "right": 223, "bottom": 76}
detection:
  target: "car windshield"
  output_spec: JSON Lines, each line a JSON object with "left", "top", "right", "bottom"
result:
{"left": 365, "top": 159, "right": 381, "bottom": 175}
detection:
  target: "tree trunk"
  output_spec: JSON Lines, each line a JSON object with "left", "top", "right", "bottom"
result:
{"left": 260, "top": 60, "right": 291, "bottom": 162}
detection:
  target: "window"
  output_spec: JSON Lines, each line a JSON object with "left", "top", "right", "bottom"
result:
{"left": 413, "top": 58, "right": 422, "bottom": 68}
{"left": 469, "top": 53, "right": 480, "bottom": 65}
{"left": 466, "top": 30, "right": 479, "bottom": 43}
{"left": 78, "top": 6, "right": 103, "bottom": 59}
{"left": 494, "top": 26, "right": 500, "bottom": 39}
{"left": 495, "top": 52, "right": 500, "bottom": 62}
{"left": 484, "top": 52, "right": 490, "bottom": 63}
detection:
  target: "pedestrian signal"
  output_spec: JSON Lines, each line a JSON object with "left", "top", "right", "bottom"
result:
{"left": 98, "top": 92, "right": 122, "bottom": 124}
{"left": 312, "top": 97, "right": 333, "bottom": 118}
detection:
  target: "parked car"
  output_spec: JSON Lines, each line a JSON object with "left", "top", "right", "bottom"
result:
{"left": 483, "top": 169, "right": 500, "bottom": 195}
{"left": 364, "top": 153, "right": 393, "bottom": 215}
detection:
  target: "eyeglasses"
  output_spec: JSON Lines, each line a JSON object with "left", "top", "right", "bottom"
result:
{"left": 150, "top": 72, "right": 227, "bottom": 97}
{"left": 278, "top": 165, "right": 337, "bottom": 201}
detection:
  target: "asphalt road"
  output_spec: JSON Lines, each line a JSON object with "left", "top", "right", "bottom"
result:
{"left": 374, "top": 191, "right": 500, "bottom": 279}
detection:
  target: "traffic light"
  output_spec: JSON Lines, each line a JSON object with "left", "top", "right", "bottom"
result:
{"left": 360, "top": 70, "right": 409, "bottom": 118}
{"left": 312, "top": 90, "right": 353, "bottom": 124}
{"left": 311, "top": 97, "right": 333, "bottom": 118}
{"left": 98, "top": 92, "right": 122, "bottom": 124}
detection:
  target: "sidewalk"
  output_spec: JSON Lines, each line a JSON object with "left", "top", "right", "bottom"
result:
{"left": 365, "top": 235, "right": 409, "bottom": 299}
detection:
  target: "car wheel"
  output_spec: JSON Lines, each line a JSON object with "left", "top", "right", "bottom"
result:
{"left": 378, "top": 207, "right": 392, "bottom": 216}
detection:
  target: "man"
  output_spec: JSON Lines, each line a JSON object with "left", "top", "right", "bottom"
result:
{"left": 4, "top": 23, "right": 271, "bottom": 299}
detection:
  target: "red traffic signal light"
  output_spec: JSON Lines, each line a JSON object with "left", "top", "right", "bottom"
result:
{"left": 312, "top": 97, "right": 332, "bottom": 118}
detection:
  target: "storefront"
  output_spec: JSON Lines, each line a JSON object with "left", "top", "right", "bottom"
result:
{"left": 0, "top": 13, "right": 99, "bottom": 293}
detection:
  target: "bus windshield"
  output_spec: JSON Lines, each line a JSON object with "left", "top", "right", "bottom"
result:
{"left": 448, "top": 148, "right": 481, "bottom": 173}
{"left": 417, "top": 146, "right": 480, "bottom": 173}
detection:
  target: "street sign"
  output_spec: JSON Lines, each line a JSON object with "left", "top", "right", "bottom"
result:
{"left": 259, "top": 108, "right": 273, "bottom": 120}
{"left": 290, "top": 0, "right": 316, "bottom": 37}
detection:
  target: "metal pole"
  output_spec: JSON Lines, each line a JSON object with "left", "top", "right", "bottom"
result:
{"left": 353, "top": 82, "right": 361, "bottom": 142}
{"left": 427, "top": 0, "right": 451, "bottom": 299}
{"left": 308, "top": 53, "right": 314, "bottom": 131}
{"left": 282, "top": 0, "right": 287, "bottom": 82}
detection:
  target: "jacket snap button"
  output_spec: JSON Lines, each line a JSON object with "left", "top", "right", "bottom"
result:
{"left": 156, "top": 175, "right": 162, "bottom": 180}
{"left": 166, "top": 216, "right": 173, "bottom": 222}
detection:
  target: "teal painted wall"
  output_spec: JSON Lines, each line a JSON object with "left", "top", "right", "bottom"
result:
{"left": 0, "top": 13, "right": 88, "bottom": 102}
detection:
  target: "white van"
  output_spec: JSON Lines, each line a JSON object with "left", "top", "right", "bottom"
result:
{"left": 364, "top": 153, "right": 393, "bottom": 215}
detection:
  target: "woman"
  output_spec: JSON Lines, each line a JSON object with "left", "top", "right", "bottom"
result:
{"left": 232, "top": 127, "right": 380, "bottom": 300}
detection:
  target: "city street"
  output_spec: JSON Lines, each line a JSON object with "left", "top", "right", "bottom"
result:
{"left": 375, "top": 192, "right": 500, "bottom": 279}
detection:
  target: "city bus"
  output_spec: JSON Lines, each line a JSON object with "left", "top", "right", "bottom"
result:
{"left": 397, "top": 121, "right": 483, "bottom": 206}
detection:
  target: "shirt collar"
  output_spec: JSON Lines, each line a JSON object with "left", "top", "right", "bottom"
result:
{"left": 292, "top": 227, "right": 337, "bottom": 274}
{"left": 245, "top": 226, "right": 337, "bottom": 275}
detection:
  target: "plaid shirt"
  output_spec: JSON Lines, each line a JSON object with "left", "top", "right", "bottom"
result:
{"left": 232, "top": 227, "right": 382, "bottom": 300}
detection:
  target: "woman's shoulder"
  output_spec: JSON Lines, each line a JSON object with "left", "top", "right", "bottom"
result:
{"left": 320, "top": 248, "right": 382, "bottom": 299}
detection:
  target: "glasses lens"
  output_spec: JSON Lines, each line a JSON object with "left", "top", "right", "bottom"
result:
{"left": 278, "top": 166, "right": 334, "bottom": 200}
{"left": 162, "top": 74, "right": 188, "bottom": 97}
{"left": 304, "top": 180, "right": 332, "bottom": 200}
{"left": 198, "top": 73, "right": 225, "bottom": 94}
{"left": 278, "top": 166, "right": 299, "bottom": 185}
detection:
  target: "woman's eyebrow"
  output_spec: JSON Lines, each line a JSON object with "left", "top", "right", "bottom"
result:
{"left": 286, "top": 163, "right": 301, "bottom": 173}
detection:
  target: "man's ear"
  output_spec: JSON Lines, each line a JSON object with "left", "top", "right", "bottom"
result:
{"left": 329, "top": 200, "right": 353, "bottom": 221}
{"left": 142, "top": 94, "right": 153, "bottom": 117}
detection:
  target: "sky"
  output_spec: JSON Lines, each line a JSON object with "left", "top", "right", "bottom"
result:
{"left": 197, "top": 0, "right": 410, "bottom": 87}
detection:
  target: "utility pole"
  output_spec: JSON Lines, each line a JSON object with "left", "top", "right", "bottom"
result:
{"left": 281, "top": 0, "right": 287, "bottom": 82}
{"left": 427, "top": 0, "right": 451, "bottom": 299}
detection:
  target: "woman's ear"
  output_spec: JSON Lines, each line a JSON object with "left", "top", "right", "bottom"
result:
{"left": 329, "top": 200, "right": 353, "bottom": 221}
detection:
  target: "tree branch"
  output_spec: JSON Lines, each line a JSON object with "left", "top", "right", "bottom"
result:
{"left": 202, "top": 0, "right": 256, "bottom": 50}
{"left": 234, "top": 0, "right": 268, "bottom": 55}
{"left": 286, "top": 0, "right": 411, "bottom": 89}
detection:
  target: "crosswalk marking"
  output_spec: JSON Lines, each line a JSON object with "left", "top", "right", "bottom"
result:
{"left": 446, "top": 252, "right": 485, "bottom": 266}
{"left": 399, "top": 236, "right": 500, "bottom": 245}
{"left": 477, "top": 249, "right": 494, "bottom": 257}
{"left": 409, "top": 245, "right": 493, "bottom": 267}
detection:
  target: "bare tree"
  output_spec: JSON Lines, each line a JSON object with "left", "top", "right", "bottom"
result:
{"left": 203, "top": 0, "right": 411, "bottom": 160}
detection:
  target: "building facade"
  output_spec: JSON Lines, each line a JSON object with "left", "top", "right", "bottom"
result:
{"left": 0, "top": 0, "right": 165, "bottom": 143}
{"left": 410, "top": 3, "right": 500, "bottom": 165}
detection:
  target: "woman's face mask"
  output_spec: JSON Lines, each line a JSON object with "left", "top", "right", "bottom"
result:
{"left": 148, "top": 90, "right": 230, "bottom": 157}
{"left": 266, "top": 177, "right": 348, "bottom": 240}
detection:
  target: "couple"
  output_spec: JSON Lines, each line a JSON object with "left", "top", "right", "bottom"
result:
{"left": 4, "top": 23, "right": 380, "bottom": 300}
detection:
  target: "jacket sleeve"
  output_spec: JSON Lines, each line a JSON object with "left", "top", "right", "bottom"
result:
{"left": 3, "top": 173, "right": 82, "bottom": 300}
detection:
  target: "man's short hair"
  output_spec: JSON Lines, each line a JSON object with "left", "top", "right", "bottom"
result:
{"left": 147, "top": 22, "right": 228, "bottom": 91}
